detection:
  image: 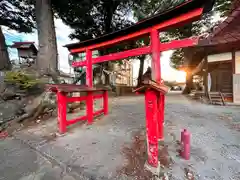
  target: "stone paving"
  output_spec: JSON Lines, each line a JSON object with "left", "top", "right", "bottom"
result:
{"left": 0, "top": 93, "right": 240, "bottom": 180}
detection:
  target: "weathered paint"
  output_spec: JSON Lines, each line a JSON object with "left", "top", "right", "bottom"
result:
{"left": 145, "top": 89, "right": 159, "bottom": 167}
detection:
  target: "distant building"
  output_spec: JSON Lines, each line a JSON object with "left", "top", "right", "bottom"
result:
{"left": 10, "top": 42, "right": 38, "bottom": 66}
{"left": 186, "top": 0, "right": 240, "bottom": 103}
{"left": 112, "top": 60, "right": 134, "bottom": 86}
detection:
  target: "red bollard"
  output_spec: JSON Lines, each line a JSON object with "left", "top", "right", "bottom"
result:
{"left": 181, "top": 129, "right": 191, "bottom": 160}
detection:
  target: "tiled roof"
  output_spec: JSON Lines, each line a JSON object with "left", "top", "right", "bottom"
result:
{"left": 10, "top": 42, "right": 35, "bottom": 49}
{"left": 199, "top": 0, "right": 240, "bottom": 46}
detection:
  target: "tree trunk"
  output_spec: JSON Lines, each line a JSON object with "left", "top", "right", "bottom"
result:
{"left": 35, "top": 0, "right": 58, "bottom": 76}
{"left": 137, "top": 55, "right": 145, "bottom": 86}
{"left": 182, "top": 71, "right": 193, "bottom": 94}
{"left": 0, "top": 26, "right": 11, "bottom": 71}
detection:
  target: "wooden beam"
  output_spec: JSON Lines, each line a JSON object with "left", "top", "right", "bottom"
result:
{"left": 160, "top": 37, "right": 199, "bottom": 51}
{"left": 72, "top": 60, "right": 86, "bottom": 67}
{"left": 92, "top": 46, "right": 151, "bottom": 64}
{"left": 70, "top": 8, "right": 203, "bottom": 53}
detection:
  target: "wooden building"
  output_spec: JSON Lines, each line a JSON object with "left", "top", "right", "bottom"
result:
{"left": 10, "top": 42, "right": 38, "bottom": 66}
{"left": 189, "top": 0, "right": 240, "bottom": 104}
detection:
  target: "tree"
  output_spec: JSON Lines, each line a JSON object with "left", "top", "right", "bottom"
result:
{"left": 35, "top": 0, "right": 58, "bottom": 78}
{"left": 53, "top": 0, "right": 143, "bottom": 86}
{"left": 167, "top": 0, "right": 232, "bottom": 93}
{"left": 132, "top": 0, "right": 184, "bottom": 85}
{"left": 133, "top": 0, "right": 232, "bottom": 93}
{"left": 0, "top": 27, "right": 11, "bottom": 70}
{"left": 0, "top": 0, "right": 35, "bottom": 70}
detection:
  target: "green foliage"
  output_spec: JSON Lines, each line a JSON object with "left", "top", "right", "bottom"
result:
{"left": 133, "top": 0, "right": 184, "bottom": 21}
{"left": 214, "top": 0, "right": 232, "bottom": 17}
{"left": 0, "top": 0, "right": 35, "bottom": 32}
{"left": 133, "top": 0, "right": 233, "bottom": 69}
{"left": 53, "top": 0, "right": 142, "bottom": 41}
{"left": 169, "top": 0, "right": 232, "bottom": 69}
{"left": 4, "top": 71, "right": 40, "bottom": 89}
{"left": 170, "top": 49, "right": 184, "bottom": 69}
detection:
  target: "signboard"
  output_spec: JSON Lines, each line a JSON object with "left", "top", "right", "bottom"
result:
{"left": 207, "top": 52, "right": 232, "bottom": 63}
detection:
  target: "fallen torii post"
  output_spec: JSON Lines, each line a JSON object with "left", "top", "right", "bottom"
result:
{"left": 65, "top": 0, "right": 215, "bottom": 174}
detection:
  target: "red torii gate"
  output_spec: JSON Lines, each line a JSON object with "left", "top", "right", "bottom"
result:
{"left": 65, "top": 0, "right": 214, "bottom": 173}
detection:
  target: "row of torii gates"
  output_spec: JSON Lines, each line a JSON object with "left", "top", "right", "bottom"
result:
{"left": 50, "top": 0, "right": 215, "bottom": 174}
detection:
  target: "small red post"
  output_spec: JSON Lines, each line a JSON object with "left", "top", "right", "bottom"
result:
{"left": 57, "top": 91, "right": 67, "bottom": 133}
{"left": 181, "top": 129, "right": 191, "bottom": 160}
{"left": 87, "top": 91, "right": 94, "bottom": 124}
{"left": 180, "top": 129, "right": 185, "bottom": 157}
{"left": 103, "top": 90, "right": 108, "bottom": 115}
{"left": 145, "top": 89, "right": 159, "bottom": 168}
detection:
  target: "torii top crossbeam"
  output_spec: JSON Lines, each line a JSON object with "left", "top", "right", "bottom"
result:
{"left": 65, "top": 0, "right": 214, "bottom": 86}
{"left": 65, "top": 0, "right": 214, "bottom": 52}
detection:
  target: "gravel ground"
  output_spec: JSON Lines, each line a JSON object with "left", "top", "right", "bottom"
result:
{"left": 0, "top": 93, "right": 240, "bottom": 180}
{"left": 165, "top": 93, "right": 240, "bottom": 180}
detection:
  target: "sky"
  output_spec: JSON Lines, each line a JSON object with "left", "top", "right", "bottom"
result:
{"left": 3, "top": 18, "right": 186, "bottom": 83}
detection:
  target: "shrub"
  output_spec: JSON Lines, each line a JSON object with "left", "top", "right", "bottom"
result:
{"left": 4, "top": 71, "right": 40, "bottom": 90}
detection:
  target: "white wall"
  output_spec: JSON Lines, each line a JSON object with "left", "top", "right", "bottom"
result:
{"left": 235, "top": 51, "right": 240, "bottom": 74}
{"left": 132, "top": 56, "right": 151, "bottom": 86}
{"left": 207, "top": 52, "right": 232, "bottom": 63}
{"left": 233, "top": 74, "right": 240, "bottom": 103}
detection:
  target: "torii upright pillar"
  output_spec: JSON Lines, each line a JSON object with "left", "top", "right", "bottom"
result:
{"left": 86, "top": 49, "right": 94, "bottom": 124}
{"left": 150, "top": 29, "right": 164, "bottom": 141}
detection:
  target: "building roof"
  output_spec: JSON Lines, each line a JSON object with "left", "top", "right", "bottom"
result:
{"left": 10, "top": 42, "right": 35, "bottom": 48}
{"left": 10, "top": 42, "right": 38, "bottom": 54}
{"left": 65, "top": 0, "right": 215, "bottom": 50}
{"left": 199, "top": 0, "right": 240, "bottom": 46}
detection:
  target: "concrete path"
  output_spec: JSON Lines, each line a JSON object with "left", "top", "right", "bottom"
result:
{"left": 0, "top": 93, "right": 240, "bottom": 180}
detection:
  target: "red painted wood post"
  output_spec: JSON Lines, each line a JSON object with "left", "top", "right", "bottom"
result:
{"left": 86, "top": 49, "right": 94, "bottom": 124}
{"left": 103, "top": 90, "right": 108, "bottom": 115}
{"left": 57, "top": 91, "right": 67, "bottom": 133}
{"left": 151, "top": 29, "right": 161, "bottom": 83}
{"left": 87, "top": 91, "right": 94, "bottom": 124}
{"left": 157, "top": 95, "right": 164, "bottom": 140}
{"left": 151, "top": 29, "right": 164, "bottom": 140}
{"left": 86, "top": 49, "right": 93, "bottom": 87}
{"left": 161, "top": 93, "right": 165, "bottom": 124}
{"left": 145, "top": 89, "right": 159, "bottom": 168}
